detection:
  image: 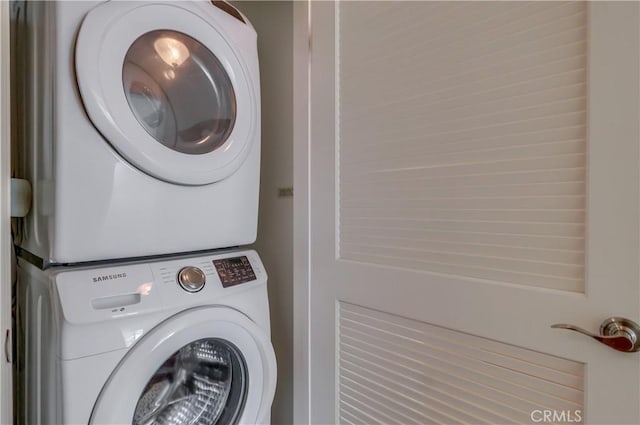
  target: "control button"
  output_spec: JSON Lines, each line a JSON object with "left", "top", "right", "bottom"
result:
{"left": 177, "top": 266, "right": 206, "bottom": 292}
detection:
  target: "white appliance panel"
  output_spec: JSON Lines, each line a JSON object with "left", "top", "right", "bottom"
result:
{"left": 13, "top": 0, "right": 261, "bottom": 264}
{"left": 18, "top": 249, "right": 276, "bottom": 425}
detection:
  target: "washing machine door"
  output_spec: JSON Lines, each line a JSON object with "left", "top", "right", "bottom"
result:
{"left": 75, "top": 1, "right": 258, "bottom": 185}
{"left": 89, "top": 307, "right": 276, "bottom": 425}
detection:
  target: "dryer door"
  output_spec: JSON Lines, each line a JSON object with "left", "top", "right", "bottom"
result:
{"left": 75, "top": 1, "right": 258, "bottom": 185}
{"left": 89, "top": 307, "right": 276, "bottom": 425}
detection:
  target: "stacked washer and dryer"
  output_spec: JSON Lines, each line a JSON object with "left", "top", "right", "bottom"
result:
{"left": 12, "top": 1, "right": 276, "bottom": 424}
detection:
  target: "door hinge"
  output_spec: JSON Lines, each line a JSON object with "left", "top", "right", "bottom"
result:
{"left": 278, "top": 187, "right": 294, "bottom": 197}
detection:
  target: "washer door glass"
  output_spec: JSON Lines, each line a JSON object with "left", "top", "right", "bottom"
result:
{"left": 123, "top": 30, "right": 237, "bottom": 155}
{"left": 132, "top": 338, "right": 247, "bottom": 425}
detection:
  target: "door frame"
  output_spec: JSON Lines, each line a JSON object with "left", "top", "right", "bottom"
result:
{"left": 0, "top": 0, "right": 13, "bottom": 423}
{"left": 292, "top": 1, "right": 310, "bottom": 424}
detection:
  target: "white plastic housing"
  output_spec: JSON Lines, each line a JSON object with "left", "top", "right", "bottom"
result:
{"left": 17, "top": 249, "right": 276, "bottom": 425}
{"left": 13, "top": 1, "right": 261, "bottom": 264}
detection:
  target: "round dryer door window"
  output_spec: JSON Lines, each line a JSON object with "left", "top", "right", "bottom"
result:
{"left": 123, "top": 30, "right": 236, "bottom": 155}
{"left": 75, "top": 1, "right": 258, "bottom": 185}
{"left": 133, "top": 338, "right": 246, "bottom": 425}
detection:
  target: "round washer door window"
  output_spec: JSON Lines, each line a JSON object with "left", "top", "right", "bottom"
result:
{"left": 133, "top": 338, "right": 246, "bottom": 425}
{"left": 75, "top": 2, "right": 258, "bottom": 185}
{"left": 89, "top": 308, "right": 276, "bottom": 425}
{"left": 123, "top": 30, "right": 236, "bottom": 155}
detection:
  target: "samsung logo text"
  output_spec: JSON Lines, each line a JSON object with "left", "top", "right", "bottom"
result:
{"left": 92, "top": 273, "right": 127, "bottom": 283}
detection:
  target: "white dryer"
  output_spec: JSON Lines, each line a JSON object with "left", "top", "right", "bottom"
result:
{"left": 17, "top": 249, "right": 276, "bottom": 424}
{"left": 12, "top": 0, "right": 261, "bottom": 264}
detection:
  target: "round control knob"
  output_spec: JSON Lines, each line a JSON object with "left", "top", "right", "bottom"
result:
{"left": 177, "top": 266, "right": 206, "bottom": 292}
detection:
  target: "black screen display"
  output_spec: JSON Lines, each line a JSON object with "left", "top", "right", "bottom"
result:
{"left": 213, "top": 256, "right": 256, "bottom": 287}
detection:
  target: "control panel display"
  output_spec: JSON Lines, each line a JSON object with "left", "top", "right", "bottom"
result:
{"left": 213, "top": 256, "right": 256, "bottom": 287}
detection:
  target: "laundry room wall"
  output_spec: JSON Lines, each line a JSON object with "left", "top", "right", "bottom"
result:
{"left": 232, "top": 2, "right": 294, "bottom": 424}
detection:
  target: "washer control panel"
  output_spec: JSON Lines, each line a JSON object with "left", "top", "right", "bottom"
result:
{"left": 55, "top": 250, "right": 266, "bottom": 329}
{"left": 177, "top": 266, "right": 207, "bottom": 292}
{"left": 213, "top": 256, "right": 256, "bottom": 288}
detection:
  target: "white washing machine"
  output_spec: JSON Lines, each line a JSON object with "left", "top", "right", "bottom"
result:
{"left": 12, "top": 0, "right": 261, "bottom": 265}
{"left": 17, "top": 249, "right": 276, "bottom": 424}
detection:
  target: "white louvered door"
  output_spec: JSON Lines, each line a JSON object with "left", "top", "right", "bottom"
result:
{"left": 304, "top": 2, "right": 640, "bottom": 424}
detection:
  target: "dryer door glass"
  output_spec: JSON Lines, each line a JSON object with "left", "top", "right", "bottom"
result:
{"left": 132, "top": 338, "right": 247, "bottom": 425}
{"left": 123, "top": 30, "right": 237, "bottom": 155}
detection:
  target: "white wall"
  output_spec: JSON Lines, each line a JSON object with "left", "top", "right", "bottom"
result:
{"left": 233, "top": 2, "right": 294, "bottom": 424}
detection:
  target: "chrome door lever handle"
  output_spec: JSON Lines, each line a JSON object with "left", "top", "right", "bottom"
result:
{"left": 551, "top": 317, "right": 640, "bottom": 353}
